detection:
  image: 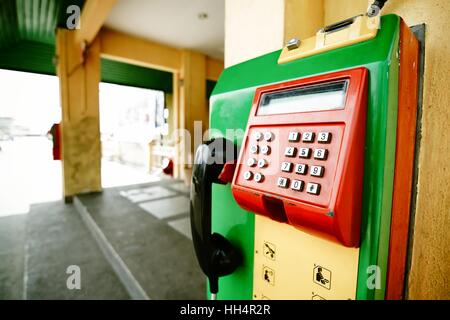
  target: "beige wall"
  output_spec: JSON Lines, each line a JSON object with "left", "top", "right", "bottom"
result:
{"left": 225, "top": 0, "right": 285, "bottom": 67}
{"left": 225, "top": 0, "right": 450, "bottom": 299}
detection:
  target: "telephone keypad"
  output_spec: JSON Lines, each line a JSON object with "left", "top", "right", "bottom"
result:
{"left": 242, "top": 126, "right": 339, "bottom": 202}
{"left": 302, "top": 132, "right": 315, "bottom": 143}
{"left": 299, "top": 148, "right": 311, "bottom": 159}
{"left": 247, "top": 158, "right": 257, "bottom": 167}
{"left": 288, "top": 132, "right": 300, "bottom": 142}
{"left": 261, "top": 145, "right": 271, "bottom": 155}
{"left": 311, "top": 166, "right": 325, "bottom": 177}
{"left": 295, "top": 164, "right": 308, "bottom": 175}
{"left": 264, "top": 131, "right": 274, "bottom": 142}
{"left": 307, "top": 183, "right": 321, "bottom": 195}
{"left": 318, "top": 132, "right": 332, "bottom": 143}
{"left": 281, "top": 162, "right": 293, "bottom": 173}
{"left": 258, "top": 159, "right": 268, "bottom": 168}
{"left": 254, "top": 173, "right": 264, "bottom": 183}
{"left": 285, "top": 147, "right": 297, "bottom": 157}
{"left": 244, "top": 171, "right": 253, "bottom": 180}
{"left": 253, "top": 131, "right": 263, "bottom": 141}
{"left": 291, "top": 180, "right": 304, "bottom": 191}
{"left": 277, "top": 177, "right": 289, "bottom": 188}
{"left": 314, "top": 148, "right": 328, "bottom": 160}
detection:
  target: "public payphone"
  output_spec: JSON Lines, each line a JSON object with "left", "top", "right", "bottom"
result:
{"left": 190, "top": 13, "right": 419, "bottom": 300}
{"left": 232, "top": 68, "right": 368, "bottom": 247}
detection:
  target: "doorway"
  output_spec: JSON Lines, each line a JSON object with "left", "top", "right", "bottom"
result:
{"left": 0, "top": 69, "right": 62, "bottom": 217}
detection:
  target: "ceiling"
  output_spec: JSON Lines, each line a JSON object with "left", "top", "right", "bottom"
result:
{"left": 105, "top": 0, "right": 225, "bottom": 60}
{"left": 0, "top": 0, "right": 84, "bottom": 48}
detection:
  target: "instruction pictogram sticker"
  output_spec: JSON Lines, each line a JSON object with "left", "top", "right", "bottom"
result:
{"left": 263, "top": 266, "right": 275, "bottom": 286}
{"left": 313, "top": 265, "right": 332, "bottom": 290}
{"left": 263, "top": 241, "right": 276, "bottom": 261}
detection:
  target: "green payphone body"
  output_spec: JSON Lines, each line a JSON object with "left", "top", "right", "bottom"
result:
{"left": 190, "top": 14, "right": 419, "bottom": 300}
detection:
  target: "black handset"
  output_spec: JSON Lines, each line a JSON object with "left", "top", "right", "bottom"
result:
{"left": 190, "top": 138, "right": 241, "bottom": 298}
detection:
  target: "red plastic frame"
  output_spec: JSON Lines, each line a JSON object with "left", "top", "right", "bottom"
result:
{"left": 231, "top": 67, "right": 368, "bottom": 247}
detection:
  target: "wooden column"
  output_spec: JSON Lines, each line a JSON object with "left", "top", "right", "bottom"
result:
{"left": 56, "top": 29, "right": 102, "bottom": 199}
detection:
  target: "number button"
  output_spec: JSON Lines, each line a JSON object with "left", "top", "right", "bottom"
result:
{"left": 295, "top": 164, "right": 308, "bottom": 175}
{"left": 253, "top": 131, "right": 263, "bottom": 141}
{"left": 288, "top": 132, "right": 300, "bottom": 142}
{"left": 291, "top": 180, "right": 304, "bottom": 191}
{"left": 258, "top": 159, "right": 268, "bottom": 168}
{"left": 250, "top": 145, "right": 259, "bottom": 154}
{"left": 299, "top": 148, "right": 311, "bottom": 159}
{"left": 254, "top": 173, "right": 264, "bottom": 183}
{"left": 277, "top": 177, "right": 289, "bottom": 188}
{"left": 318, "top": 132, "right": 332, "bottom": 143}
{"left": 264, "top": 131, "right": 274, "bottom": 142}
{"left": 281, "top": 162, "right": 293, "bottom": 173}
{"left": 244, "top": 171, "right": 253, "bottom": 181}
{"left": 302, "top": 132, "right": 315, "bottom": 143}
{"left": 285, "top": 147, "right": 297, "bottom": 157}
{"left": 314, "top": 148, "right": 328, "bottom": 160}
{"left": 307, "top": 183, "right": 321, "bottom": 195}
{"left": 311, "top": 166, "right": 325, "bottom": 177}
{"left": 261, "top": 145, "right": 271, "bottom": 155}
{"left": 247, "top": 158, "right": 257, "bottom": 167}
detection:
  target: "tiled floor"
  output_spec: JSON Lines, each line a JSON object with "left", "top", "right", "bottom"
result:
{"left": 139, "top": 196, "right": 189, "bottom": 219}
{"left": 119, "top": 183, "right": 191, "bottom": 240}
{"left": 165, "top": 182, "right": 190, "bottom": 194}
{"left": 167, "top": 217, "right": 192, "bottom": 240}
{"left": 120, "top": 186, "right": 176, "bottom": 203}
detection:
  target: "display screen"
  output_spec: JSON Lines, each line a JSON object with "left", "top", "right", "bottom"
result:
{"left": 257, "top": 80, "right": 349, "bottom": 115}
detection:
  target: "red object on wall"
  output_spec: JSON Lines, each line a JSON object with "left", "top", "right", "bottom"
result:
{"left": 162, "top": 158, "right": 174, "bottom": 176}
{"left": 50, "top": 123, "right": 61, "bottom": 160}
{"left": 231, "top": 68, "right": 368, "bottom": 247}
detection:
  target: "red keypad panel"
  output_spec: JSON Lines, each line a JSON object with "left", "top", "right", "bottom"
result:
{"left": 235, "top": 124, "right": 344, "bottom": 208}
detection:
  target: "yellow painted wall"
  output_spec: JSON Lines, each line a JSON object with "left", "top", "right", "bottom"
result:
{"left": 324, "top": 0, "right": 450, "bottom": 300}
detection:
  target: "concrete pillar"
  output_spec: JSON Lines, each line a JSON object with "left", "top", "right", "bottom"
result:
{"left": 56, "top": 29, "right": 102, "bottom": 200}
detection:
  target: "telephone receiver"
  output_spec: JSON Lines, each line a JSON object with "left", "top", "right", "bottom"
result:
{"left": 190, "top": 138, "right": 241, "bottom": 298}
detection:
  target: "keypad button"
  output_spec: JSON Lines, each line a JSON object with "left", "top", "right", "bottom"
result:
{"left": 258, "top": 159, "right": 268, "bottom": 168}
{"left": 281, "top": 162, "right": 293, "bottom": 172}
{"left": 291, "top": 180, "right": 304, "bottom": 191}
{"left": 244, "top": 171, "right": 253, "bottom": 181}
{"left": 261, "top": 145, "right": 271, "bottom": 155}
{"left": 250, "top": 145, "right": 259, "bottom": 154}
{"left": 302, "top": 132, "right": 315, "bottom": 143}
{"left": 314, "top": 148, "right": 328, "bottom": 160}
{"left": 254, "top": 173, "right": 264, "bottom": 183}
{"left": 288, "top": 132, "right": 300, "bottom": 142}
{"left": 295, "top": 164, "right": 308, "bottom": 175}
{"left": 307, "top": 183, "right": 321, "bottom": 195}
{"left": 299, "top": 148, "right": 311, "bottom": 159}
{"left": 285, "top": 147, "right": 297, "bottom": 157}
{"left": 310, "top": 166, "right": 325, "bottom": 177}
{"left": 264, "top": 131, "right": 274, "bottom": 142}
{"left": 318, "top": 132, "right": 332, "bottom": 143}
{"left": 277, "top": 177, "right": 289, "bottom": 188}
{"left": 247, "top": 158, "right": 257, "bottom": 167}
{"left": 253, "top": 131, "right": 263, "bottom": 141}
